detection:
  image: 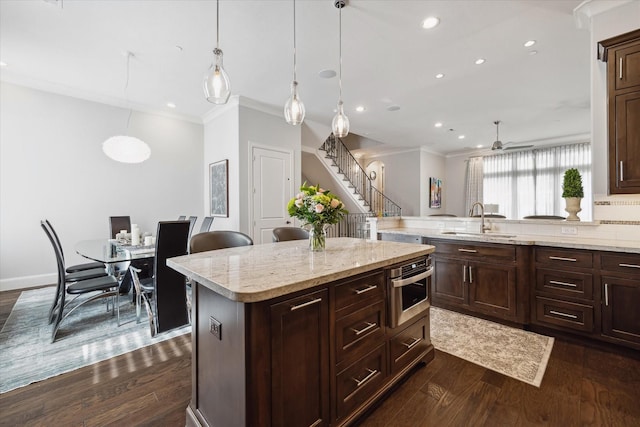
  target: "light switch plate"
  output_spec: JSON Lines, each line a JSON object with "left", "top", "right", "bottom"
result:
{"left": 561, "top": 226, "right": 577, "bottom": 235}
{"left": 210, "top": 316, "right": 222, "bottom": 340}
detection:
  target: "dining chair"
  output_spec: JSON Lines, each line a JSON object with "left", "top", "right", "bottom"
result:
{"left": 428, "top": 214, "right": 457, "bottom": 217}
{"left": 471, "top": 214, "right": 506, "bottom": 218}
{"left": 189, "top": 230, "right": 254, "bottom": 253}
{"left": 187, "top": 216, "right": 198, "bottom": 242}
{"left": 109, "top": 216, "right": 131, "bottom": 239}
{"left": 43, "top": 222, "right": 120, "bottom": 342}
{"left": 272, "top": 227, "right": 309, "bottom": 242}
{"left": 199, "top": 216, "right": 214, "bottom": 233}
{"left": 43, "top": 219, "right": 105, "bottom": 273}
{"left": 178, "top": 215, "right": 186, "bottom": 221}
{"left": 134, "top": 220, "right": 191, "bottom": 335}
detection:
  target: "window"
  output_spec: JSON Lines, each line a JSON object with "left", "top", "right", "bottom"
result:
{"left": 481, "top": 143, "right": 591, "bottom": 220}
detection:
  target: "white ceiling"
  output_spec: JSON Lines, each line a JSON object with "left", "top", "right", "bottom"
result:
{"left": 0, "top": 0, "right": 602, "bottom": 156}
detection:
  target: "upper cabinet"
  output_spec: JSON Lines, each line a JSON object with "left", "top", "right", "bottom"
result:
{"left": 599, "top": 29, "right": 640, "bottom": 194}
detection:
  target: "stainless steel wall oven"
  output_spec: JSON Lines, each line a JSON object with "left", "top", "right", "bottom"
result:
{"left": 388, "top": 256, "right": 433, "bottom": 328}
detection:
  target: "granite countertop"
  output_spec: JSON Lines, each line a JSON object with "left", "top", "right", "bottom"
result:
{"left": 378, "top": 228, "right": 640, "bottom": 254}
{"left": 167, "top": 237, "right": 435, "bottom": 303}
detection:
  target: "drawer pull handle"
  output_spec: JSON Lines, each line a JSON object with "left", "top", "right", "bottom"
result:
{"left": 620, "top": 161, "right": 624, "bottom": 182}
{"left": 619, "top": 57, "right": 623, "bottom": 80}
{"left": 549, "top": 280, "right": 577, "bottom": 288}
{"left": 353, "top": 369, "right": 377, "bottom": 387}
{"left": 619, "top": 263, "right": 640, "bottom": 269}
{"left": 351, "top": 322, "right": 377, "bottom": 336}
{"left": 469, "top": 266, "right": 473, "bottom": 284}
{"left": 549, "top": 256, "right": 577, "bottom": 262}
{"left": 290, "top": 298, "right": 322, "bottom": 311}
{"left": 354, "top": 284, "right": 378, "bottom": 295}
{"left": 402, "top": 337, "right": 421, "bottom": 349}
{"left": 463, "top": 265, "right": 467, "bottom": 283}
{"left": 458, "top": 248, "right": 478, "bottom": 253}
{"left": 605, "top": 283, "right": 609, "bottom": 306}
{"left": 550, "top": 310, "right": 578, "bottom": 320}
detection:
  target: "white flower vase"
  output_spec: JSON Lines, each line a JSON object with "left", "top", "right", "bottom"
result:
{"left": 564, "top": 197, "right": 582, "bottom": 221}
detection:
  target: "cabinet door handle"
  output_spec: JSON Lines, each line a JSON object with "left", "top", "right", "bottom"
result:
{"left": 290, "top": 297, "right": 322, "bottom": 311}
{"left": 402, "top": 337, "right": 422, "bottom": 349}
{"left": 351, "top": 321, "right": 377, "bottom": 336}
{"left": 549, "top": 280, "right": 577, "bottom": 288}
{"left": 469, "top": 266, "right": 473, "bottom": 284}
{"left": 352, "top": 368, "right": 377, "bottom": 387}
{"left": 619, "top": 263, "right": 640, "bottom": 269}
{"left": 620, "top": 161, "right": 624, "bottom": 182}
{"left": 354, "top": 284, "right": 377, "bottom": 295}
{"left": 458, "top": 248, "right": 478, "bottom": 253}
{"left": 549, "top": 256, "right": 577, "bottom": 262}
{"left": 619, "top": 57, "right": 623, "bottom": 80}
{"left": 550, "top": 310, "right": 578, "bottom": 320}
{"left": 604, "top": 283, "right": 609, "bottom": 306}
{"left": 463, "top": 265, "right": 467, "bottom": 283}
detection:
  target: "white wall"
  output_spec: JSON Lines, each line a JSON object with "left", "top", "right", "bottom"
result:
{"left": 0, "top": 82, "right": 203, "bottom": 291}
{"left": 420, "top": 150, "right": 447, "bottom": 216}
{"left": 444, "top": 154, "right": 469, "bottom": 217}
{"left": 369, "top": 150, "right": 421, "bottom": 216}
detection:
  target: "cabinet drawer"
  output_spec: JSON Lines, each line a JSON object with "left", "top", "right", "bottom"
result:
{"left": 389, "top": 316, "right": 430, "bottom": 375}
{"left": 336, "top": 345, "right": 387, "bottom": 419}
{"left": 535, "top": 247, "right": 593, "bottom": 268}
{"left": 600, "top": 253, "right": 640, "bottom": 276}
{"left": 433, "top": 240, "right": 515, "bottom": 261}
{"left": 335, "top": 271, "right": 385, "bottom": 312}
{"left": 335, "top": 300, "right": 385, "bottom": 364}
{"left": 535, "top": 268, "right": 593, "bottom": 300}
{"left": 534, "top": 296, "right": 594, "bottom": 333}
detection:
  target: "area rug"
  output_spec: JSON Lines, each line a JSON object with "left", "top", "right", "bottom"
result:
{"left": 0, "top": 286, "right": 190, "bottom": 394}
{"left": 430, "top": 307, "right": 554, "bottom": 387}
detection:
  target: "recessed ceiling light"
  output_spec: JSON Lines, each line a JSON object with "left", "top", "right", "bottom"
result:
{"left": 422, "top": 16, "right": 440, "bottom": 29}
{"left": 0, "top": 61, "right": 6, "bottom": 67}
{"left": 524, "top": 40, "right": 536, "bottom": 47}
{"left": 435, "top": 73, "right": 445, "bottom": 79}
{"left": 167, "top": 102, "right": 176, "bottom": 108}
{"left": 529, "top": 50, "right": 538, "bottom": 56}
{"left": 355, "top": 105, "right": 365, "bottom": 112}
{"left": 475, "top": 58, "right": 485, "bottom": 65}
{"left": 458, "top": 135, "right": 465, "bottom": 139}
{"left": 386, "top": 105, "right": 401, "bottom": 112}
{"left": 434, "top": 122, "right": 443, "bottom": 128}
{"left": 318, "top": 69, "right": 336, "bottom": 79}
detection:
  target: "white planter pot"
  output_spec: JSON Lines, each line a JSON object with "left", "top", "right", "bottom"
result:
{"left": 564, "top": 197, "right": 582, "bottom": 221}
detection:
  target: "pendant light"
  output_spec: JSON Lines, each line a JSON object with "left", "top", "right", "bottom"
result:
{"left": 203, "top": 0, "right": 231, "bottom": 104}
{"left": 331, "top": 0, "right": 349, "bottom": 138}
{"left": 284, "top": 0, "right": 305, "bottom": 125}
{"left": 102, "top": 52, "right": 151, "bottom": 164}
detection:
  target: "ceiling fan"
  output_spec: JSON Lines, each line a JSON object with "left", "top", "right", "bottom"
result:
{"left": 491, "top": 120, "right": 533, "bottom": 151}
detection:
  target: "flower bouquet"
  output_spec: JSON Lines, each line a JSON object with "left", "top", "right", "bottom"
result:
{"left": 287, "top": 183, "right": 348, "bottom": 251}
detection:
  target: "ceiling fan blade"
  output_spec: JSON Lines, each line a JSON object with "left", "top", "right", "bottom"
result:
{"left": 503, "top": 144, "right": 534, "bottom": 150}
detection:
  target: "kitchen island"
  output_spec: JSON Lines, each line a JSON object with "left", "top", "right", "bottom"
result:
{"left": 168, "top": 237, "right": 435, "bottom": 427}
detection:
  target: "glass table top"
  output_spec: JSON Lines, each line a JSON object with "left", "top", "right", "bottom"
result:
{"left": 75, "top": 239, "right": 155, "bottom": 263}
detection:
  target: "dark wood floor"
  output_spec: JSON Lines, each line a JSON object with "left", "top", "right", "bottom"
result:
{"left": 1, "top": 289, "right": 639, "bottom": 426}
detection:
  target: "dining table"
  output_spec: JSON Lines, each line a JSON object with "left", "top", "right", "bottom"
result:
{"left": 75, "top": 239, "right": 155, "bottom": 266}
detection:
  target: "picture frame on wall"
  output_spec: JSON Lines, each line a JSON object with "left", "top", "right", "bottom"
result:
{"left": 429, "top": 177, "right": 442, "bottom": 208}
{"left": 209, "top": 159, "right": 229, "bottom": 217}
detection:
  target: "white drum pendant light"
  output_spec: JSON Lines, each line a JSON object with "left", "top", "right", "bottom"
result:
{"left": 284, "top": 0, "right": 305, "bottom": 125}
{"left": 331, "top": 0, "right": 349, "bottom": 138}
{"left": 203, "top": 0, "right": 231, "bottom": 104}
{"left": 102, "top": 52, "right": 151, "bottom": 164}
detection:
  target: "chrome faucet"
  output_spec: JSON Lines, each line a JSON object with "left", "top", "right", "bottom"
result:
{"left": 469, "top": 202, "right": 491, "bottom": 233}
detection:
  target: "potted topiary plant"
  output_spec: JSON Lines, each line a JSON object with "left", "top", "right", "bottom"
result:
{"left": 562, "top": 168, "right": 584, "bottom": 221}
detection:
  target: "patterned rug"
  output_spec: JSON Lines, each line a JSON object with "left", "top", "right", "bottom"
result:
{"left": 430, "top": 307, "right": 554, "bottom": 387}
{"left": 0, "top": 286, "right": 190, "bottom": 394}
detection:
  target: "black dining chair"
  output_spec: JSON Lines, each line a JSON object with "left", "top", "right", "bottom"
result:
{"left": 523, "top": 215, "right": 566, "bottom": 220}
{"left": 428, "top": 214, "right": 457, "bottom": 217}
{"left": 109, "top": 216, "right": 131, "bottom": 239}
{"left": 44, "top": 219, "right": 105, "bottom": 273}
{"left": 178, "top": 215, "right": 186, "bottom": 221}
{"left": 272, "top": 227, "right": 309, "bottom": 242}
{"left": 199, "top": 216, "right": 214, "bottom": 233}
{"left": 189, "top": 230, "right": 254, "bottom": 253}
{"left": 187, "top": 216, "right": 198, "bottom": 242}
{"left": 471, "top": 214, "right": 506, "bottom": 218}
{"left": 134, "top": 221, "right": 191, "bottom": 336}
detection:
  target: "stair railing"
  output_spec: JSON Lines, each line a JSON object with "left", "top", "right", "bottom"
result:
{"left": 319, "top": 134, "right": 401, "bottom": 217}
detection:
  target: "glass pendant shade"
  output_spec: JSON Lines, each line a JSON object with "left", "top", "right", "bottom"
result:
{"left": 103, "top": 135, "right": 151, "bottom": 164}
{"left": 284, "top": 81, "right": 305, "bottom": 125}
{"left": 332, "top": 101, "right": 350, "bottom": 137}
{"left": 204, "top": 48, "right": 231, "bottom": 104}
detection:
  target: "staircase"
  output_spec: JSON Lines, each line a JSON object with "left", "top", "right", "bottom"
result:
{"left": 318, "top": 134, "right": 401, "bottom": 218}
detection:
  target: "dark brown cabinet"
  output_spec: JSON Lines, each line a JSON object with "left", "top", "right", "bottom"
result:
{"left": 270, "top": 289, "right": 330, "bottom": 427}
{"left": 599, "top": 29, "right": 640, "bottom": 194}
{"left": 429, "top": 239, "right": 525, "bottom": 324}
{"left": 600, "top": 253, "right": 640, "bottom": 349}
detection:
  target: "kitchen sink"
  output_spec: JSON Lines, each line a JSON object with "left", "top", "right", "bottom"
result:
{"left": 440, "top": 231, "right": 517, "bottom": 239}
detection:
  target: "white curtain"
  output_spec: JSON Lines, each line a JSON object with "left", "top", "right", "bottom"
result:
{"left": 481, "top": 143, "right": 592, "bottom": 220}
{"left": 464, "top": 157, "right": 483, "bottom": 215}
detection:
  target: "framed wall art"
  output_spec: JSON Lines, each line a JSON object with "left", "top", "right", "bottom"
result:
{"left": 429, "top": 177, "right": 442, "bottom": 208}
{"left": 209, "top": 159, "right": 229, "bottom": 217}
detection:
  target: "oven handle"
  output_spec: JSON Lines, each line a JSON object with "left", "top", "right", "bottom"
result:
{"left": 391, "top": 267, "right": 433, "bottom": 288}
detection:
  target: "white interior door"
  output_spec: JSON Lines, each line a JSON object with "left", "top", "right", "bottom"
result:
{"left": 252, "top": 146, "right": 293, "bottom": 244}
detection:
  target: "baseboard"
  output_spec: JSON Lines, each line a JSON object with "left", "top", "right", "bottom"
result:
{"left": 0, "top": 273, "right": 56, "bottom": 292}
